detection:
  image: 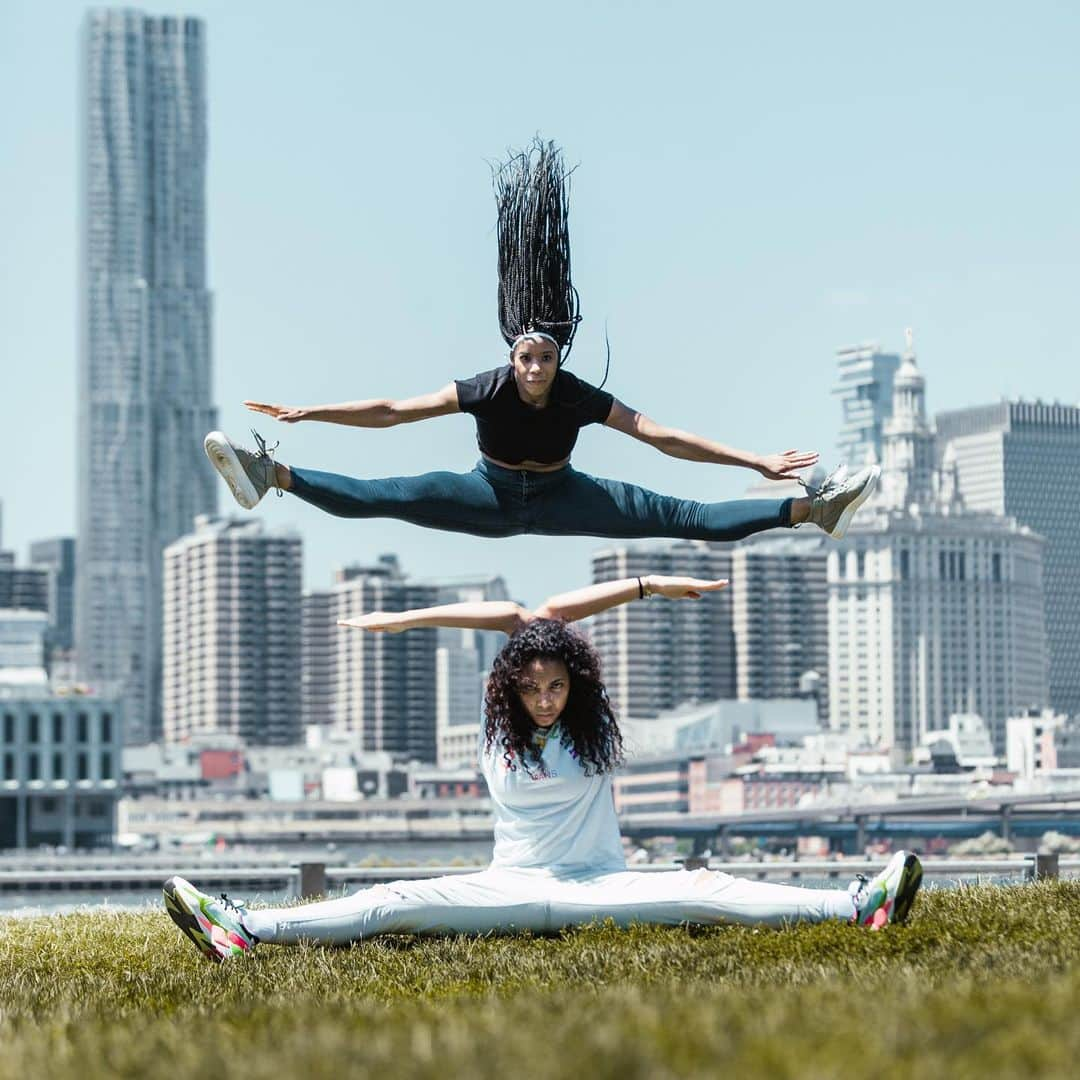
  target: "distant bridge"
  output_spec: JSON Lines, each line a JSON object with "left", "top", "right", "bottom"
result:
{"left": 618, "top": 789, "right": 1080, "bottom": 853}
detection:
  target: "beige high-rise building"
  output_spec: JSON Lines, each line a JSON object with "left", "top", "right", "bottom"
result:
{"left": 163, "top": 517, "right": 302, "bottom": 745}
{"left": 828, "top": 335, "right": 1048, "bottom": 754}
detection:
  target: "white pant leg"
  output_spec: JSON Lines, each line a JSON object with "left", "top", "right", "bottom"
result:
{"left": 544, "top": 868, "right": 855, "bottom": 930}
{"left": 244, "top": 868, "right": 557, "bottom": 945}
{"left": 243, "top": 866, "right": 857, "bottom": 945}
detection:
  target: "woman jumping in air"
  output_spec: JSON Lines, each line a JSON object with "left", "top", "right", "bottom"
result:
{"left": 164, "top": 573, "right": 922, "bottom": 961}
{"left": 204, "top": 141, "right": 879, "bottom": 544}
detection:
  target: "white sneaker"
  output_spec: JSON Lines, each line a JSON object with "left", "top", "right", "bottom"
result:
{"left": 163, "top": 875, "right": 259, "bottom": 962}
{"left": 204, "top": 430, "right": 280, "bottom": 510}
{"left": 850, "top": 851, "right": 924, "bottom": 929}
{"left": 804, "top": 464, "right": 880, "bottom": 539}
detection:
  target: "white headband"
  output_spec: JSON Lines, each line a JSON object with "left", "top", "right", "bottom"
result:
{"left": 511, "top": 331, "right": 561, "bottom": 352}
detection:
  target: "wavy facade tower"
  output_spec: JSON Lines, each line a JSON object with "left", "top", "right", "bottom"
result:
{"left": 77, "top": 11, "right": 217, "bottom": 744}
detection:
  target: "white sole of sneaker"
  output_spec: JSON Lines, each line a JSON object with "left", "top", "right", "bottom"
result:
{"left": 831, "top": 465, "right": 880, "bottom": 540}
{"left": 204, "top": 432, "right": 260, "bottom": 510}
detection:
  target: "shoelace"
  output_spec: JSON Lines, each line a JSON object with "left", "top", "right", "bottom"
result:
{"left": 848, "top": 873, "right": 870, "bottom": 921}
{"left": 218, "top": 892, "right": 260, "bottom": 942}
{"left": 251, "top": 429, "right": 284, "bottom": 498}
{"left": 798, "top": 466, "right": 845, "bottom": 501}
{"left": 218, "top": 892, "right": 248, "bottom": 915}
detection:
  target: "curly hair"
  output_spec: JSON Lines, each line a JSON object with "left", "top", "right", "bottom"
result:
{"left": 483, "top": 619, "right": 624, "bottom": 778}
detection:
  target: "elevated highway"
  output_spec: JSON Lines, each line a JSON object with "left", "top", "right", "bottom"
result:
{"left": 618, "top": 789, "right": 1080, "bottom": 853}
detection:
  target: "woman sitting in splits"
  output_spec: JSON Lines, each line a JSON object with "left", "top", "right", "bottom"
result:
{"left": 164, "top": 573, "right": 922, "bottom": 962}
{"left": 204, "top": 141, "right": 879, "bottom": 544}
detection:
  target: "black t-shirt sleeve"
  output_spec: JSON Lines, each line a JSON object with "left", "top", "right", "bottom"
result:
{"left": 561, "top": 371, "right": 614, "bottom": 426}
{"left": 454, "top": 368, "right": 503, "bottom": 415}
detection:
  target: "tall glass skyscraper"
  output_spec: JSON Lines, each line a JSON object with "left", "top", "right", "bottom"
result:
{"left": 935, "top": 401, "right": 1080, "bottom": 719}
{"left": 832, "top": 342, "right": 901, "bottom": 466}
{"left": 77, "top": 11, "right": 218, "bottom": 744}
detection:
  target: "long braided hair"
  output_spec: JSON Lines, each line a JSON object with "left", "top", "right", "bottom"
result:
{"left": 494, "top": 139, "right": 582, "bottom": 362}
{"left": 483, "top": 619, "right": 624, "bottom": 779}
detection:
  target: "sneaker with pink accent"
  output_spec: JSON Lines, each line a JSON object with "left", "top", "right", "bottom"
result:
{"left": 850, "top": 850, "right": 923, "bottom": 929}
{"left": 163, "top": 876, "right": 259, "bottom": 962}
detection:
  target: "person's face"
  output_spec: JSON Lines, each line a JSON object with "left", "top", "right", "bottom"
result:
{"left": 511, "top": 338, "right": 559, "bottom": 403}
{"left": 515, "top": 657, "right": 570, "bottom": 728}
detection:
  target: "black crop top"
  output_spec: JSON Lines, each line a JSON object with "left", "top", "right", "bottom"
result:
{"left": 455, "top": 366, "right": 615, "bottom": 465}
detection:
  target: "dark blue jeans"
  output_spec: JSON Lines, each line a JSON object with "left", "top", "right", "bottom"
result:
{"left": 288, "top": 459, "right": 793, "bottom": 541}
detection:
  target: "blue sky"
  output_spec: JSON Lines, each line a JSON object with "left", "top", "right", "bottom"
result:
{"left": 2, "top": 1, "right": 1078, "bottom": 605}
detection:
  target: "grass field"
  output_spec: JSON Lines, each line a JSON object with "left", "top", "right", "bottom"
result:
{"left": 1, "top": 880, "right": 1078, "bottom": 1079}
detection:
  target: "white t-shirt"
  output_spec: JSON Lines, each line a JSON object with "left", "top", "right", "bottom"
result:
{"left": 479, "top": 724, "right": 626, "bottom": 873}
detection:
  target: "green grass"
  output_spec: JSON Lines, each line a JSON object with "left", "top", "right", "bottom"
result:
{"left": 2, "top": 882, "right": 1079, "bottom": 1079}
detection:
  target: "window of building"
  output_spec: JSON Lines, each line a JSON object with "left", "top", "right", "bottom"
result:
{"left": 101, "top": 713, "right": 112, "bottom": 743}
{"left": 77, "top": 713, "right": 89, "bottom": 744}
{"left": 41, "top": 798, "right": 56, "bottom": 813}
{"left": 992, "top": 553, "right": 1002, "bottom": 583}
{"left": 52, "top": 751, "right": 64, "bottom": 779}
{"left": 53, "top": 713, "right": 64, "bottom": 743}
{"left": 899, "top": 549, "right": 910, "bottom": 581}
{"left": 28, "top": 714, "right": 40, "bottom": 743}
{"left": 2, "top": 753, "right": 13, "bottom": 780}
{"left": 77, "top": 752, "right": 89, "bottom": 781}
{"left": 3, "top": 714, "right": 13, "bottom": 744}
{"left": 101, "top": 752, "right": 112, "bottom": 781}
{"left": 28, "top": 752, "right": 40, "bottom": 781}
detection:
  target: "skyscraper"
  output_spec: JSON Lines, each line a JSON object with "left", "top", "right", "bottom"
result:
{"left": 832, "top": 342, "right": 901, "bottom": 466}
{"left": 78, "top": 11, "right": 218, "bottom": 744}
{"left": 731, "top": 534, "right": 830, "bottom": 722}
{"left": 29, "top": 539, "right": 76, "bottom": 654}
{"left": 433, "top": 575, "right": 510, "bottom": 767}
{"left": 935, "top": 401, "right": 1080, "bottom": 718}
{"left": 162, "top": 517, "right": 302, "bottom": 746}
{"left": 590, "top": 542, "right": 734, "bottom": 720}
{"left": 300, "top": 590, "right": 337, "bottom": 730}
{"left": 829, "top": 339, "right": 1047, "bottom": 753}
{"left": 0, "top": 553, "right": 49, "bottom": 617}
{"left": 302, "top": 557, "right": 441, "bottom": 762}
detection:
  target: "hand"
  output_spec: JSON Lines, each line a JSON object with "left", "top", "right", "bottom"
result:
{"left": 337, "top": 613, "right": 406, "bottom": 633}
{"left": 756, "top": 449, "right": 819, "bottom": 481}
{"left": 644, "top": 576, "right": 729, "bottom": 600}
{"left": 245, "top": 401, "right": 308, "bottom": 423}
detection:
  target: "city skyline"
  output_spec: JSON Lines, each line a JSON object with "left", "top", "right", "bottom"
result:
{"left": 1, "top": 4, "right": 1077, "bottom": 755}
{"left": 3, "top": 1, "right": 1080, "bottom": 609}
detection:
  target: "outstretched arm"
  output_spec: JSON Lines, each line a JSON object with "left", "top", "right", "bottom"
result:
{"left": 338, "top": 600, "right": 530, "bottom": 637}
{"left": 604, "top": 400, "right": 818, "bottom": 481}
{"left": 534, "top": 575, "right": 728, "bottom": 624}
{"left": 244, "top": 383, "right": 460, "bottom": 427}
{"left": 338, "top": 576, "right": 728, "bottom": 638}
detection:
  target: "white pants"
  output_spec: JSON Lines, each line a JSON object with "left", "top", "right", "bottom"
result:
{"left": 243, "top": 866, "right": 857, "bottom": 945}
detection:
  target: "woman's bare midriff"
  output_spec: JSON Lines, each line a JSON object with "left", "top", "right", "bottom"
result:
{"left": 482, "top": 452, "right": 570, "bottom": 473}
